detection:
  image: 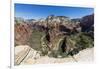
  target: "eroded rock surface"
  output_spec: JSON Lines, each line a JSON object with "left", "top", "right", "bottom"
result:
{"left": 15, "top": 23, "right": 32, "bottom": 45}
{"left": 15, "top": 14, "right": 94, "bottom": 65}
{"left": 15, "top": 45, "right": 41, "bottom": 65}
{"left": 15, "top": 45, "right": 94, "bottom": 65}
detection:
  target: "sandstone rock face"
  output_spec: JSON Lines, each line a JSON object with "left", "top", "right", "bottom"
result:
{"left": 80, "top": 14, "right": 94, "bottom": 39}
{"left": 14, "top": 14, "right": 94, "bottom": 64}
{"left": 80, "top": 14, "right": 94, "bottom": 32}
{"left": 15, "top": 45, "right": 41, "bottom": 65}
{"left": 15, "top": 45, "right": 31, "bottom": 65}
{"left": 15, "top": 23, "right": 32, "bottom": 45}
{"left": 39, "top": 15, "right": 82, "bottom": 57}
{"left": 74, "top": 48, "right": 94, "bottom": 62}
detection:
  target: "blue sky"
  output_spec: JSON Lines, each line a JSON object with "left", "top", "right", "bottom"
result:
{"left": 15, "top": 3, "right": 94, "bottom": 20}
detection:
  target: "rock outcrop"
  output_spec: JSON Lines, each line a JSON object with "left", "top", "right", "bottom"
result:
{"left": 15, "top": 45, "right": 41, "bottom": 65}
{"left": 15, "top": 23, "right": 32, "bottom": 45}
{"left": 80, "top": 14, "right": 94, "bottom": 32}
{"left": 14, "top": 14, "right": 94, "bottom": 60}
{"left": 15, "top": 45, "right": 94, "bottom": 65}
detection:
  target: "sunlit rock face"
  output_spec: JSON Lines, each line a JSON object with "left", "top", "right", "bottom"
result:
{"left": 15, "top": 15, "right": 81, "bottom": 54}
{"left": 15, "top": 23, "right": 33, "bottom": 46}
{"left": 45, "top": 15, "right": 81, "bottom": 39}
{"left": 15, "top": 45, "right": 41, "bottom": 65}
{"left": 14, "top": 14, "right": 94, "bottom": 58}
{"left": 38, "top": 15, "right": 82, "bottom": 57}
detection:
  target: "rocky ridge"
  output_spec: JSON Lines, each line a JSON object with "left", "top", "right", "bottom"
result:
{"left": 14, "top": 14, "right": 94, "bottom": 65}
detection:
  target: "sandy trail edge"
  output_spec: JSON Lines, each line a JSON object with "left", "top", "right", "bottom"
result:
{"left": 15, "top": 45, "right": 94, "bottom": 65}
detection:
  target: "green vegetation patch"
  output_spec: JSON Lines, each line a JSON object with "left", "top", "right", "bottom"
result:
{"left": 28, "top": 30, "right": 45, "bottom": 51}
